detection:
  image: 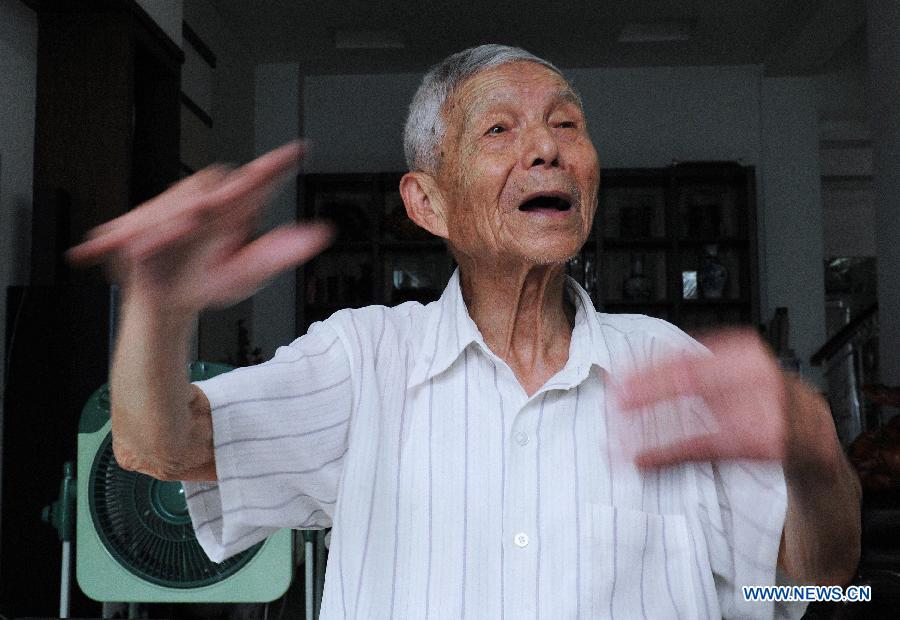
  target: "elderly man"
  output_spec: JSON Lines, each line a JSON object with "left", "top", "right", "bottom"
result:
{"left": 69, "top": 45, "right": 860, "bottom": 619}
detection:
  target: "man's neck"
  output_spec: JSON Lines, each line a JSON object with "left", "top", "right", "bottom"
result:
{"left": 458, "top": 260, "right": 574, "bottom": 396}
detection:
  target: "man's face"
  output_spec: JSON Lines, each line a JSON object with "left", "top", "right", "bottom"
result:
{"left": 436, "top": 61, "right": 600, "bottom": 266}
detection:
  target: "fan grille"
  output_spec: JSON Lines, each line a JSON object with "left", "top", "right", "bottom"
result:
{"left": 89, "top": 433, "right": 262, "bottom": 588}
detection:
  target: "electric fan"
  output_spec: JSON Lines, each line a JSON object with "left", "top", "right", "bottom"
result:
{"left": 74, "top": 361, "right": 293, "bottom": 603}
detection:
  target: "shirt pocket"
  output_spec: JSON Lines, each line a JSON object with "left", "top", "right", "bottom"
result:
{"left": 583, "top": 503, "right": 699, "bottom": 620}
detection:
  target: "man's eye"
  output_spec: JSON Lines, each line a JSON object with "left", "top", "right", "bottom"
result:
{"left": 557, "top": 121, "right": 577, "bottom": 129}
{"left": 486, "top": 125, "right": 505, "bottom": 135}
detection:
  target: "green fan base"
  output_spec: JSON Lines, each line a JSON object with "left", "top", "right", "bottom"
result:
{"left": 76, "top": 362, "right": 293, "bottom": 603}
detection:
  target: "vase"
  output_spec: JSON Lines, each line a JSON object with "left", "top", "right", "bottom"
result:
{"left": 698, "top": 244, "right": 728, "bottom": 299}
{"left": 623, "top": 254, "right": 653, "bottom": 301}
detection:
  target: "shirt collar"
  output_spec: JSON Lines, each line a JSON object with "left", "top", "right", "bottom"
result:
{"left": 407, "top": 267, "right": 613, "bottom": 389}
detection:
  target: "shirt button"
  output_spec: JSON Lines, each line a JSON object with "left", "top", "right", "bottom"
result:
{"left": 515, "top": 432, "right": 529, "bottom": 446}
{"left": 514, "top": 532, "right": 529, "bottom": 548}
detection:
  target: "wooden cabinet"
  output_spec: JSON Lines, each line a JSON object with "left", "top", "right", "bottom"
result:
{"left": 590, "top": 162, "right": 759, "bottom": 332}
{"left": 5, "top": 3, "right": 183, "bottom": 617}
{"left": 298, "top": 162, "right": 758, "bottom": 334}
{"left": 29, "top": 0, "right": 183, "bottom": 287}
{"left": 297, "top": 173, "right": 454, "bottom": 332}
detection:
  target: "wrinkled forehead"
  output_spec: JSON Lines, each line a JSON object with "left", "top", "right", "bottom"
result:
{"left": 444, "top": 61, "right": 581, "bottom": 127}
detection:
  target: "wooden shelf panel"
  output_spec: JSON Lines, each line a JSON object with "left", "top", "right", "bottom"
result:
{"left": 602, "top": 298, "right": 750, "bottom": 308}
{"left": 679, "top": 298, "right": 750, "bottom": 307}
{"left": 675, "top": 237, "right": 749, "bottom": 247}
{"left": 602, "top": 237, "right": 670, "bottom": 249}
{"left": 328, "top": 240, "right": 449, "bottom": 252}
{"left": 602, "top": 300, "right": 672, "bottom": 308}
{"left": 300, "top": 164, "right": 758, "bottom": 331}
{"left": 331, "top": 240, "right": 375, "bottom": 251}
{"left": 381, "top": 240, "right": 447, "bottom": 251}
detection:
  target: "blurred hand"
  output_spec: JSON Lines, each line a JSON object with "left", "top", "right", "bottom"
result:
{"left": 615, "top": 329, "right": 791, "bottom": 468}
{"left": 615, "top": 330, "right": 859, "bottom": 585}
{"left": 67, "top": 141, "right": 333, "bottom": 312}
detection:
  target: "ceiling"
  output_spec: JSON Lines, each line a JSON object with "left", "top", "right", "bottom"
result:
{"left": 210, "top": 0, "right": 866, "bottom": 75}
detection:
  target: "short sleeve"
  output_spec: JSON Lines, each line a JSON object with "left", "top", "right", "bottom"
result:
{"left": 182, "top": 320, "right": 353, "bottom": 563}
{"left": 698, "top": 460, "right": 806, "bottom": 619}
{"left": 642, "top": 319, "right": 806, "bottom": 618}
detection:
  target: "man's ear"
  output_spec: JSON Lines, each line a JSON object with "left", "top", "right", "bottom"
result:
{"left": 399, "top": 172, "right": 449, "bottom": 239}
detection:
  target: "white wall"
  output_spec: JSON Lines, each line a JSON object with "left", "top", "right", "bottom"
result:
{"left": 814, "top": 66, "right": 869, "bottom": 122}
{"left": 760, "top": 77, "right": 827, "bottom": 385}
{"left": 183, "top": 0, "right": 258, "bottom": 365}
{"left": 303, "top": 72, "right": 422, "bottom": 173}
{"left": 0, "top": 0, "right": 37, "bottom": 553}
{"left": 135, "top": 0, "right": 183, "bottom": 49}
{"left": 183, "top": 0, "right": 256, "bottom": 164}
{"left": 303, "top": 66, "right": 763, "bottom": 172}
{"left": 571, "top": 66, "right": 762, "bottom": 168}
{"left": 867, "top": 1, "right": 900, "bottom": 388}
{"left": 0, "top": 0, "right": 37, "bottom": 394}
{"left": 822, "top": 184, "right": 876, "bottom": 256}
{"left": 814, "top": 65, "right": 875, "bottom": 259}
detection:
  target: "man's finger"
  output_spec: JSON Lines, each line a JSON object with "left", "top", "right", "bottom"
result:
{"left": 67, "top": 139, "right": 303, "bottom": 266}
{"left": 66, "top": 237, "right": 108, "bottom": 266}
{"left": 94, "top": 164, "right": 232, "bottom": 239}
{"left": 633, "top": 434, "right": 720, "bottom": 469}
{"left": 615, "top": 355, "right": 707, "bottom": 411}
{"left": 125, "top": 211, "right": 209, "bottom": 262}
{"left": 213, "top": 221, "right": 334, "bottom": 301}
{"left": 66, "top": 164, "right": 234, "bottom": 266}
{"left": 204, "top": 140, "right": 306, "bottom": 212}
{"left": 616, "top": 347, "right": 768, "bottom": 413}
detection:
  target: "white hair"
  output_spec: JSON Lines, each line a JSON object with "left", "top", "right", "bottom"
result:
{"left": 403, "top": 44, "right": 571, "bottom": 173}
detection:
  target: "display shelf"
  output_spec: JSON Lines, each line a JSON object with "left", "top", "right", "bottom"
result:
{"left": 381, "top": 240, "right": 447, "bottom": 251}
{"left": 602, "top": 300, "right": 672, "bottom": 308}
{"left": 597, "top": 161, "right": 758, "bottom": 332}
{"left": 330, "top": 241, "right": 375, "bottom": 252}
{"left": 676, "top": 237, "right": 749, "bottom": 247}
{"left": 601, "top": 237, "right": 671, "bottom": 249}
{"left": 297, "top": 162, "right": 758, "bottom": 334}
{"left": 680, "top": 298, "right": 751, "bottom": 307}
{"left": 298, "top": 173, "right": 453, "bottom": 332}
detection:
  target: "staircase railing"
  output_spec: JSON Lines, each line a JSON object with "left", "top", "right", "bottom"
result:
{"left": 811, "top": 303, "right": 879, "bottom": 446}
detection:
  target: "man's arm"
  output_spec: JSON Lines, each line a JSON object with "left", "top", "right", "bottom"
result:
{"left": 109, "top": 291, "right": 216, "bottom": 481}
{"left": 67, "top": 141, "right": 332, "bottom": 482}
{"left": 779, "top": 374, "right": 862, "bottom": 585}
{"left": 616, "top": 329, "right": 862, "bottom": 585}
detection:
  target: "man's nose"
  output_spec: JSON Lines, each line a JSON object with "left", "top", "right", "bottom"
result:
{"left": 521, "top": 124, "right": 560, "bottom": 169}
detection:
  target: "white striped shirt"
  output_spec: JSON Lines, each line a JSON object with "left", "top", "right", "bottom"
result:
{"left": 184, "top": 269, "right": 805, "bottom": 619}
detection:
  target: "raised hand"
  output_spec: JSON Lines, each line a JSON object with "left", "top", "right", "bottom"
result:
{"left": 66, "top": 140, "right": 333, "bottom": 312}
{"left": 615, "top": 328, "right": 862, "bottom": 585}
{"left": 614, "top": 329, "right": 793, "bottom": 469}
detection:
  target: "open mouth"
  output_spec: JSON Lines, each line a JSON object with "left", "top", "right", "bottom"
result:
{"left": 517, "top": 194, "right": 573, "bottom": 213}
